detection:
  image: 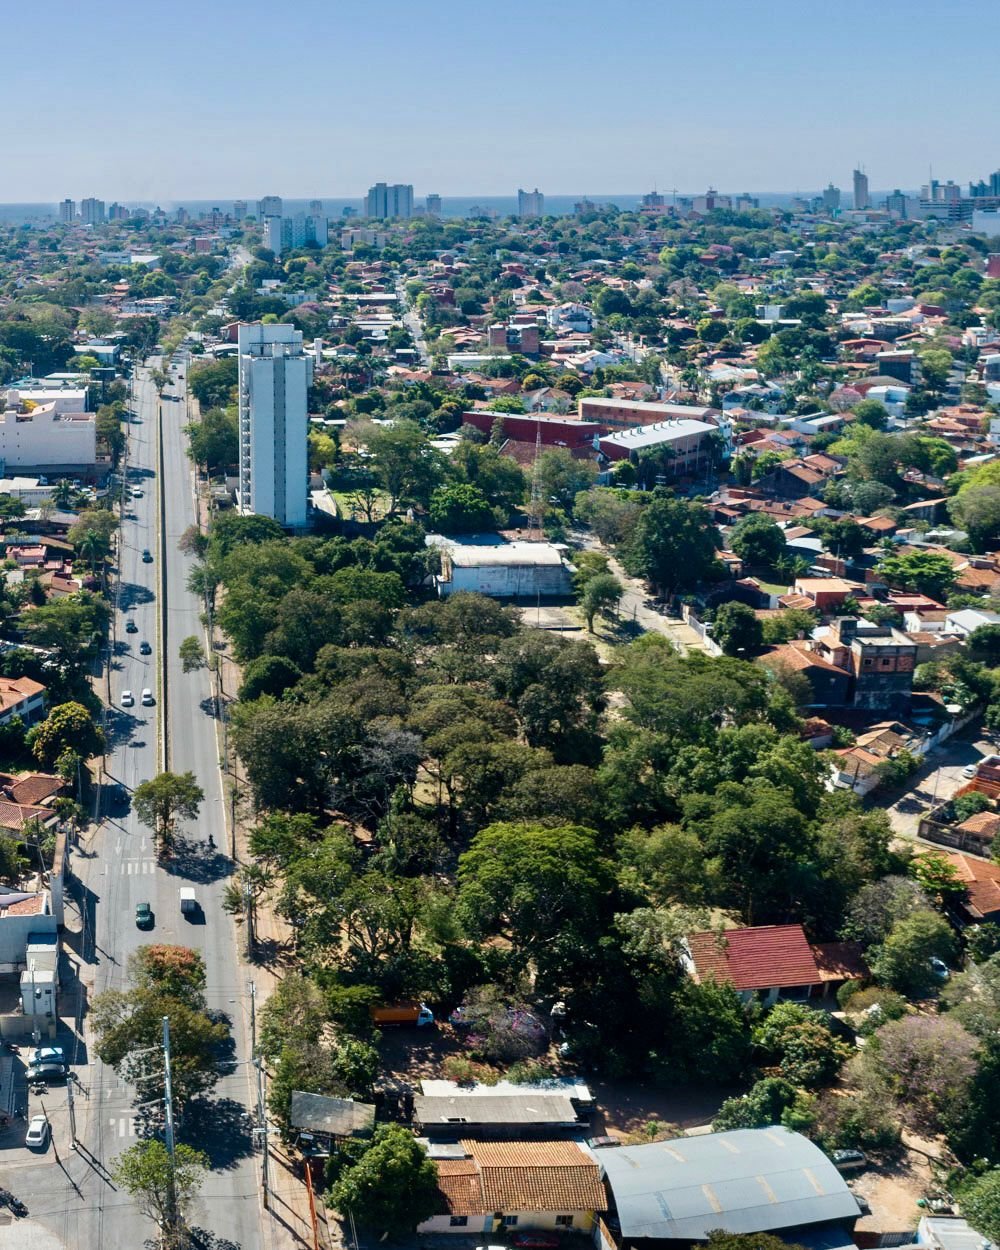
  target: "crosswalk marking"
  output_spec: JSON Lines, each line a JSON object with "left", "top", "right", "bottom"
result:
{"left": 108, "top": 1115, "right": 138, "bottom": 1138}
{"left": 120, "top": 860, "right": 156, "bottom": 875}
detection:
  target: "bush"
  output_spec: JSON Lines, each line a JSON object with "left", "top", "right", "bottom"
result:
{"left": 814, "top": 1090, "right": 901, "bottom": 1152}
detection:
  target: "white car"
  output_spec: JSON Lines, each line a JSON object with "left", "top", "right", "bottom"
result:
{"left": 121, "top": 690, "right": 134, "bottom": 708}
{"left": 141, "top": 689, "right": 154, "bottom": 706}
{"left": 131, "top": 487, "right": 144, "bottom": 498}
{"left": 25, "top": 1115, "right": 49, "bottom": 1149}
{"left": 962, "top": 763, "right": 978, "bottom": 778}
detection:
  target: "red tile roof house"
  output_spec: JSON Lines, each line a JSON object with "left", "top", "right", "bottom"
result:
{"left": 0, "top": 677, "right": 46, "bottom": 727}
{"left": 684, "top": 925, "right": 866, "bottom": 1006}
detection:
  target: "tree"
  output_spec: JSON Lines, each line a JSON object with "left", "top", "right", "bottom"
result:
{"left": 753, "top": 1002, "right": 851, "bottom": 1088}
{"left": 878, "top": 551, "right": 957, "bottom": 601}
{"left": 574, "top": 487, "right": 644, "bottom": 546}
{"left": 949, "top": 484, "right": 1000, "bottom": 550}
{"left": 532, "top": 447, "right": 597, "bottom": 512}
{"left": 852, "top": 398, "right": 890, "bottom": 429}
{"left": 712, "top": 1077, "right": 800, "bottom": 1131}
{"left": 239, "top": 654, "right": 302, "bottom": 702}
{"left": 27, "top": 701, "right": 104, "bottom": 767}
{"left": 959, "top": 1171, "right": 1000, "bottom": 1246}
{"left": 187, "top": 356, "right": 237, "bottom": 408}
{"left": 968, "top": 623, "right": 1000, "bottom": 665}
{"left": 350, "top": 419, "right": 438, "bottom": 514}
{"left": 178, "top": 635, "right": 207, "bottom": 673}
{"left": 712, "top": 602, "right": 764, "bottom": 657}
{"left": 328, "top": 1124, "right": 439, "bottom": 1235}
{"left": 19, "top": 592, "right": 109, "bottom": 666}
{"left": 622, "top": 491, "right": 722, "bottom": 597}
{"left": 133, "top": 771, "right": 204, "bottom": 848}
{"left": 127, "top": 945, "right": 206, "bottom": 1004}
{"left": 729, "top": 514, "right": 785, "bottom": 568}
{"left": 112, "top": 1140, "right": 208, "bottom": 1239}
{"left": 257, "top": 970, "right": 326, "bottom": 1063}
{"left": 428, "top": 482, "right": 495, "bottom": 533}
{"left": 578, "top": 572, "right": 623, "bottom": 631}
{"left": 870, "top": 910, "right": 956, "bottom": 997}
{"left": 186, "top": 406, "right": 238, "bottom": 473}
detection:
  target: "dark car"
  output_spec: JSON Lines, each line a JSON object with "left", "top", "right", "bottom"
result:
{"left": 831, "top": 1149, "right": 868, "bottom": 1172}
{"left": 135, "top": 901, "right": 153, "bottom": 929}
{"left": 139, "top": 641, "right": 152, "bottom": 655}
{"left": 26, "top": 1061, "right": 67, "bottom": 1084}
{"left": 125, "top": 619, "right": 138, "bottom": 634}
{"left": 141, "top": 549, "right": 153, "bottom": 563}
{"left": 510, "top": 1235, "right": 561, "bottom": 1250}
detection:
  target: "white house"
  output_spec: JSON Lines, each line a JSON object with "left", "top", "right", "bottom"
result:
{"left": 946, "top": 608, "right": 1000, "bottom": 637}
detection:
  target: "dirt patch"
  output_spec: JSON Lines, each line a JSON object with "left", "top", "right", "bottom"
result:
{"left": 589, "top": 1079, "right": 730, "bottom": 1138}
{"left": 851, "top": 1149, "right": 936, "bottom": 1235}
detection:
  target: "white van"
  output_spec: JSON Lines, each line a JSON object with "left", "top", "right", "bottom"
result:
{"left": 179, "top": 888, "right": 197, "bottom": 915}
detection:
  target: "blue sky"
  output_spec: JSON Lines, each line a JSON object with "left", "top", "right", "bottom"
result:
{"left": 5, "top": 0, "right": 999, "bottom": 200}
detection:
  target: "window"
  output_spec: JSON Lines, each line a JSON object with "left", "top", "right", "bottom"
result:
{"left": 556, "top": 1216, "right": 574, "bottom": 1228}
{"left": 503, "top": 1216, "right": 519, "bottom": 1227}
{"left": 450, "top": 1217, "right": 468, "bottom": 1228}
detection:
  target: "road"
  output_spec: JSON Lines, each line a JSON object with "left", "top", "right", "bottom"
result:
{"left": 5, "top": 361, "right": 268, "bottom": 1247}
{"left": 886, "top": 731, "right": 993, "bottom": 842}
{"left": 395, "top": 279, "right": 431, "bottom": 366}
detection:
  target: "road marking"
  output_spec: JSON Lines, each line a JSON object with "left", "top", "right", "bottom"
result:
{"left": 121, "top": 859, "right": 156, "bottom": 875}
{"left": 108, "top": 1115, "right": 137, "bottom": 1137}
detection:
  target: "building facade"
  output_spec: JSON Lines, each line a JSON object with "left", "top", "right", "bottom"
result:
{"left": 262, "top": 212, "right": 328, "bottom": 258}
{"left": 364, "top": 183, "right": 414, "bottom": 219}
{"left": 517, "top": 188, "right": 545, "bottom": 218}
{"left": 80, "top": 198, "right": 105, "bottom": 225}
{"left": 237, "top": 323, "right": 312, "bottom": 529}
{"left": 852, "top": 169, "right": 870, "bottom": 211}
{"left": 256, "top": 195, "right": 282, "bottom": 219}
{"left": 426, "top": 193, "right": 442, "bottom": 217}
{"left": 58, "top": 199, "right": 75, "bottom": 224}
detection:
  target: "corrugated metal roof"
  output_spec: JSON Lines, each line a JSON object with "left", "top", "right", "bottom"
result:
{"left": 415, "top": 1093, "right": 578, "bottom": 1126}
{"left": 289, "top": 1092, "right": 375, "bottom": 1137}
{"left": 600, "top": 1127, "right": 860, "bottom": 1240}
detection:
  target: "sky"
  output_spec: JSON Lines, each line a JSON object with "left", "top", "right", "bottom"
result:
{"left": 4, "top": 0, "right": 1000, "bottom": 202}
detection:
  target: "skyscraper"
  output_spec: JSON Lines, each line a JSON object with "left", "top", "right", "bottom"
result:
{"left": 426, "top": 193, "right": 442, "bottom": 217}
{"left": 822, "top": 184, "right": 841, "bottom": 212}
{"left": 852, "top": 169, "right": 870, "bottom": 211}
{"left": 309, "top": 199, "right": 323, "bottom": 216}
{"left": 58, "top": 199, "right": 75, "bottom": 223}
{"left": 257, "top": 195, "right": 282, "bottom": 219}
{"left": 237, "top": 323, "right": 312, "bottom": 529}
{"left": 262, "top": 212, "right": 328, "bottom": 258}
{"left": 364, "top": 183, "right": 414, "bottom": 219}
{"left": 517, "top": 188, "right": 545, "bottom": 218}
{"left": 80, "top": 197, "right": 105, "bottom": 225}
{"left": 233, "top": 200, "right": 247, "bottom": 221}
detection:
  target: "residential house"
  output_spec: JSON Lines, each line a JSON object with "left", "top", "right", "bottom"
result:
{"left": 0, "top": 677, "right": 47, "bottom": 727}
{"left": 418, "top": 1140, "right": 605, "bottom": 1235}
{"left": 813, "top": 617, "right": 917, "bottom": 713}
{"left": 931, "top": 851, "right": 1000, "bottom": 925}
{"left": 684, "top": 924, "right": 865, "bottom": 1006}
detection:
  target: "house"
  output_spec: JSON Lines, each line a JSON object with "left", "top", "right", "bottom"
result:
{"left": 945, "top": 608, "right": 1000, "bottom": 637}
{"left": 813, "top": 617, "right": 917, "bottom": 713}
{"left": 758, "top": 642, "right": 852, "bottom": 708}
{"left": 289, "top": 1091, "right": 375, "bottom": 1154}
{"left": 413, "top": 1092, "right": 582, "bottom": 1139}
{"left": 599, "top": 1127, "right": 862, "bottom": 1248}
{"left": 0, "top": 677, "right": 47, "bottom": 727}
{"left": 930, "top": 851, "right": 1000, "bottom": 923}
{"left": 684, "top": 924, "right": 865, "bottom": 1005}
{"left": 430, "top": 538, "right": 572, "bottom": 600}
{"left": 418, "top": 1139, "right": 605, "bottom": 1235}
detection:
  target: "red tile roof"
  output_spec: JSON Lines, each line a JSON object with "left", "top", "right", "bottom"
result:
{"left": 435, "top": 1142, "right": 605, "bottom": 1217}
{"left": 687, "top": 925, "right": 820, "bottom": 991}
{"left": 937, "top": 851, "right": 1000, "bottom": 919}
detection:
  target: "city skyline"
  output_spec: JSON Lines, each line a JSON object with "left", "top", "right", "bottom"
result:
{"left": 4, "top": 0, "right": 999, "bottom": 199}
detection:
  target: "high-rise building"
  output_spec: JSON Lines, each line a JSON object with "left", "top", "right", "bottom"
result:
{"left": 822, "top": 184, "right": 841, "bottom": 212}
{"left": 262, "top": 213, "right": 328, "bottom": 258}
{"left": 309, "top": 199, "right": 323, "bottom": 216}
{"left": 517, "top": 187, "right": 544, "bottom": 218}
{"left": 58, "top": 199, "right": 75, "bottom": 224}
{"left": 885, "top": 189, "right": 910, "bottom": 218}
{"left": 233, "top": 200, "right": 247, "bottom": 221}
{"left": 641, "top": 190, "right": 665, "bottom": 210}
{"left": 80, "top": 197, "right": 105, "bottom": 225}
{"left": 237, "top": 322, "right": 312, "bottom": 529}
{"left": 175, "top": 207, "right": 189, "bottom": 224}
{"left": 364, "top": 183, "right": 414, "bottom": 219}
{"left": 425, "top": 193, "right": 442, "bottom": 217}
{"left": 108, "top": 202, "right": 130, "bottom": 221}
{"left": 257, "top": 195, "right": 282, "bottom": 219}
{"left": 852, "top": 169, "right": 870, "bottom": 211}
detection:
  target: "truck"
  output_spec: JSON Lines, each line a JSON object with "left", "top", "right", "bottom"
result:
{"left": 179, "top": 888, "right": 197, "bottom": 916}
{"left": 370, "top": 1002, "right": 434, "bottom": 1028}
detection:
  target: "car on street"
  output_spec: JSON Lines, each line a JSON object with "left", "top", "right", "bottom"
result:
{"left": 142, "top": 549, "right": 153, "bottom": 563}
{"left": 26, "top": 1061, "right": 67, "bottom": 1084}
{"left": 510, "top": 1234, "right": 561, "bottom": 1249}
{"left": 963, "top": 763, "right": 979, "bottom": 778}
{"left": 830, "top": 1148, "right": 868, "bottom": 1172}
{"left": 24, "top": 1116, "right": 49, "bottom": 1150}
{"left": 135, "top": 901, "right": 153, "bottom": 929}
{"left": 30, "top": 1047, "right": 64, "bottom": 1066}
{"left": 125, "top": 619, "right": 138, "bottom": 634}
{"left": 139, "top": 641, "right": 152, "bottom": 655}
{"left": 121, "top": 690, "right": 134, "bottom": 707}
{"left": 131, "top": 487, "right": 144, "bottom": 498}
{"left": 141, "top": 688, "right": 154, "bottom": 706}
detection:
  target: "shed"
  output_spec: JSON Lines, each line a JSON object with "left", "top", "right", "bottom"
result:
{"left": 289, "top": 1091, "right": 375, "bottom": 1140}
{"left": 414, "top": 1092, "right": 581, "bottom": 1138}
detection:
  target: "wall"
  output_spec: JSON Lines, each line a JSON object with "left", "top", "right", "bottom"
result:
{"left": 0, "top": 409, "right": 96, "bottom": 469}
{"left": 419, "top": 1211, "right": 594, "bottom": 1235}
{"left": 0, "top": 907, "right": 57, "bottom": 971}
{"left": 444, "top": 562, "right": 570, "bottom": 599}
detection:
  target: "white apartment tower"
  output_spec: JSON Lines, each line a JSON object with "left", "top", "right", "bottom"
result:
{"left": 237, "top": 323, "right": 312, "bottom": 529}
{"left": 58, "top": 199, "right": 75, "bottom": 223}
{"left": 364, "top": 182, "right": 414, "bottom": 219}
{"left": 80, "top": 197, "right": 105, "bottom": 225}
{"left": 852, "top": 169, "right": 870, "bottom": 211}
{"left": 257, "top": 195, "right": 282, "bottom": 219}
{"left": 518, "top": 188, "right": 545, "bottom": 218}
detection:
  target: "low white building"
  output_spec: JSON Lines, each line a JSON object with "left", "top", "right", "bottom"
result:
{"left": 6, "top": 387, "right": 87, "bottom": 414}
{"left": 946, "top": 608, "right": 1000, "bottom": 637}
{"left": 431, "top": 538, "right": 571, "bottom": 599}
{"left": 0, "top": 403, "right": 96, "bottom": 470}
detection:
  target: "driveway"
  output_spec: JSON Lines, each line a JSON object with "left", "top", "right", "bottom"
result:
{"left": 884, "top": 731, "right": 993, "bottom": 841}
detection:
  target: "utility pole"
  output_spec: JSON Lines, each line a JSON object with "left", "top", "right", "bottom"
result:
{"left": 66, "top": 1073, "right": 77, "bottom": 1149}
{"left": 162, "top": 1016, "right": 177, "bottom": 1230}
{"left": 244, "top": 876, "right": 254, "bottom": 960}
{"left": 254, "top": 1057, "right": 270, "bottom": 1211}
{"left": 248, "top": 980, "right": 257, "bottom": 1057}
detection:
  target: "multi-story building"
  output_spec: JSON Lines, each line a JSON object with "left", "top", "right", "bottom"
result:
{"left": 641, "top": 190, "right": 665, "bottom": 210}
{"left": 58, "top": 199, "right": 75, "bottom": 224}
{"left": 0, "top": 403, "right": 96, "bottom": 471}
{"left": 425, "top": 193, "right": 442, "bottom": 217}
{"left": 107, "top": 202, "right": 129, "bottom": 221}
{"left": 691, "top": 188, "right": 732, "bottom": 214}
{"left": 262, "top": 212, "right": 328, "bottom": 258}
{"left": 813, "top": 617, "right": 917, "bottom": 714}
{"left": 852, "top": 169, "right": 870, "bottom": 210}
{"left": 257, "top": 195, "right": 282, "bottom": 219}
{"left": 308, "top": 199, "right": 323, "bottom": 216}
{"left": 822, "top": 184, "right": 841, "bottom": 212}
{"left": 237, "top": 323, "right": 312, "bottom": 529}
{"left": 517, "top": 187, "right": 544, "bottom": 218}
{"left": 233, "top": 200, "right": 247, "bottom": 221}
{"left": 364, "top": 183, "right": 414, "bottom": 219}
{"left": 80, "top": 197, "right": 105, "bottom": 225}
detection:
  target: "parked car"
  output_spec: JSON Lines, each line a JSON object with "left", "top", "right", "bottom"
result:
{"left": 962, "top": 763, "right": 978, "bottom": 778}
{"left": 139, "top": 641, "right": 152, "bottom": 655}
{"left": 830, "top": 1149, "right": 868, "bottom": 1172}
{"left": 121, "top": 691, "right": 134, "bottom": 708}
{"left": 125, "top": 619, "right": 138, "bottom": 634}
{"left": 24, "top": 1116, "right": 49, "bottom": 1150}
{"left": 30, "top": 1047, "right": 64, "bottom": 1066}
{"left": 26, "top": 1062, "right": 67, "bottom": 1084}
{"left": 929, "top": 956, "right": 950, "bottom": 981}
{"left": 135, "top": 902, "right": 153, "bottom": 929}
{"left": 141, "top": 689, "right": 154, "bottom": 706}
{"left": 131, "top": 488, "right": 144, "bottom": 498}
{"left": 141, "top": 549, "right": 153, "bottom": 563}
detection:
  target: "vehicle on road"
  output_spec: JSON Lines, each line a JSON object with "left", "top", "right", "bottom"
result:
{"left": 26, "top": 1062, "right": 67, "bottom": 1083}
{"left": 136, "top": 901, "right": 153, "bottom": 929}
{"left": 180, "top": 887, "right": 197, "bottom": 915}
{"left": 125, "top": 619, "right": 138, "bottom": 634}
{"left": 121, "top": 690, "right": 134, "bottom": 707}
{"left": 24, "top": 1116, "right": 49, "bottom": 1150}
{"left": 139, "top": 641, "right": 152, "bottom": 655}
{"left": 369, "top": 1001, "right": 434, "bottom": 1027}
{"left": 141, "top": 688, "right": 154, "bottom": 706}
{"left": 30, "top": 1046, "right": 64, "bottom": 1065}
{"left": 131, "top": 487, "right": 144, "bottom": 498}
{"left": 830, "top": 1148, "right": 868, "bottom": 1172}
{"left": 142, "top": 549, "right": 153, "bottom": 563}
{"left": 963, "top": 763, "right": 978, "bottom": 778}
{"left": 0, "top": 1190, "right": 27, "bottom": 1218}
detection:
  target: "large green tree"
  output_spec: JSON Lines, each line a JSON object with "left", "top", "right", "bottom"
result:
{"left": 328, "top": 1124, "right": 438, "bottom": 1235}
{"left": 622, "top": 490, "right": 722, "bottom": 596}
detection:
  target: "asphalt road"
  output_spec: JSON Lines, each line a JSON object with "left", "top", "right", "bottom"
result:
{"left": 4, "top": 362, "right": 266, "bottom": 1247}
